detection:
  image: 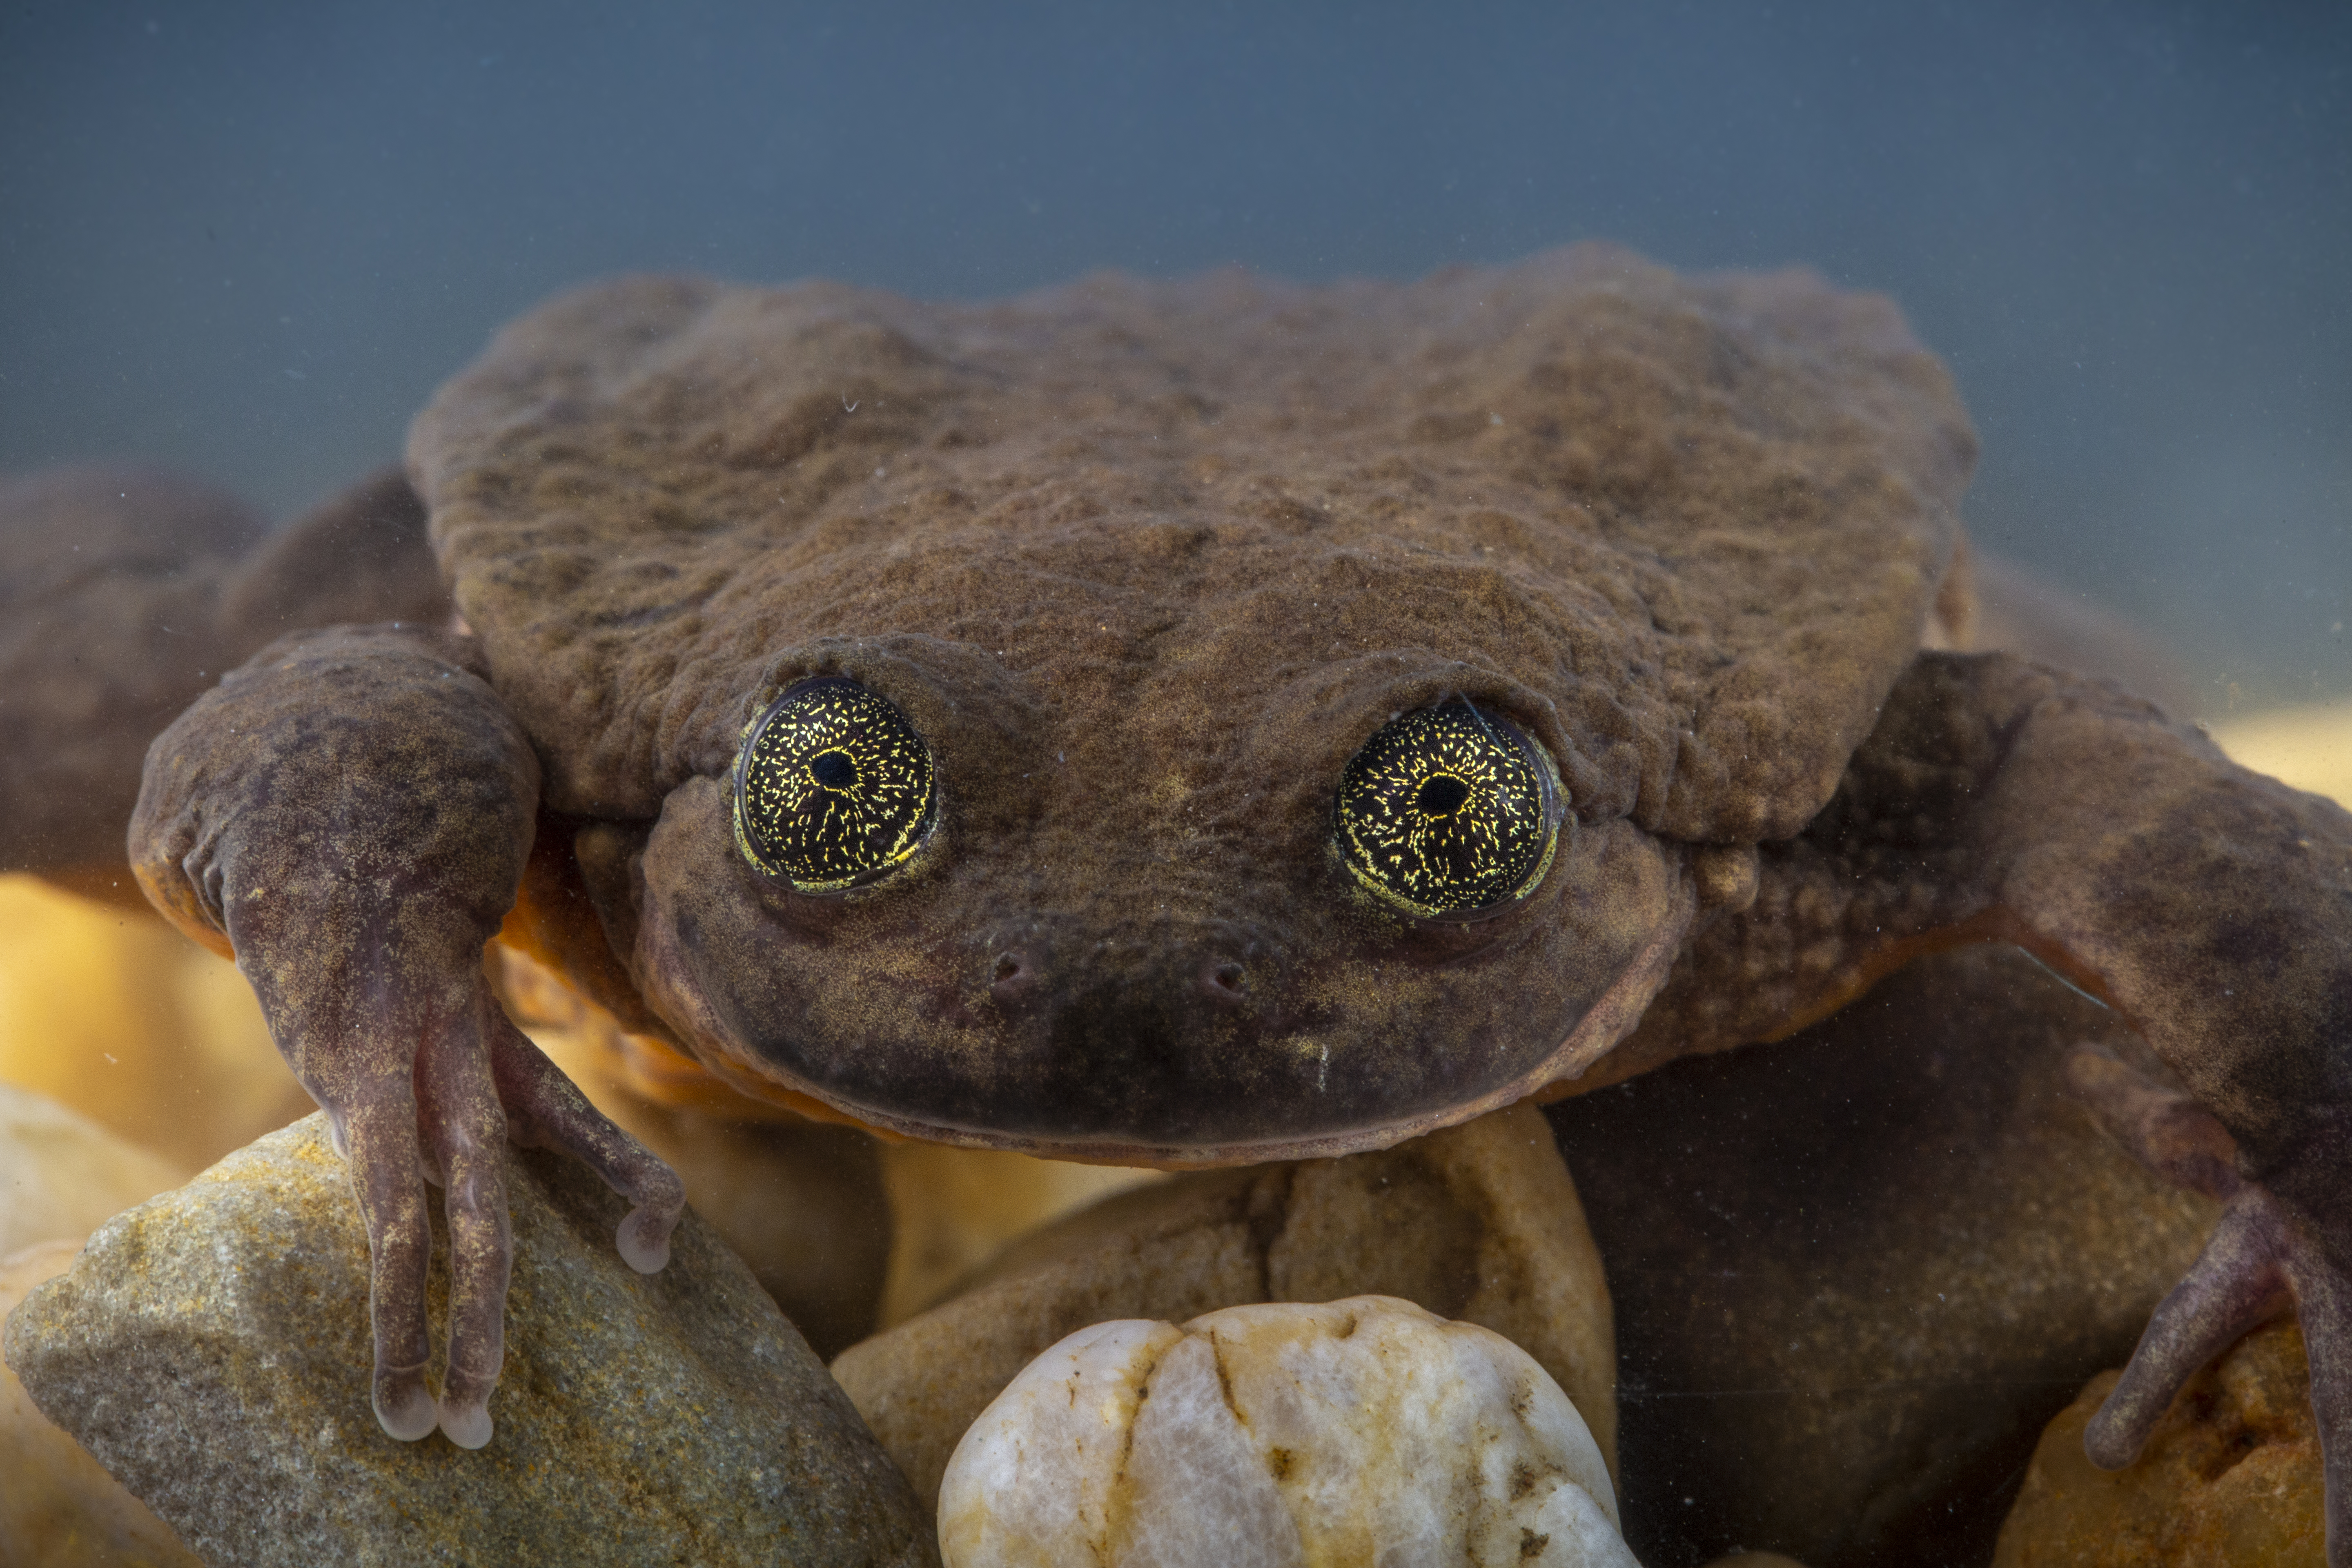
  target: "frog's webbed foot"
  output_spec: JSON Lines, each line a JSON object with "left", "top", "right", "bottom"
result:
{"left": 2069, "top": 1046, "right": 2350, "bottom": 1557}
{"left": 132, "top": 625, "right": 683, "bottom": 1448}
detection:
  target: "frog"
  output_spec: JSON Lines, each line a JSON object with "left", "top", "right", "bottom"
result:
{"left": 23, "top": 243, "right": 2350, "bottom": 1555}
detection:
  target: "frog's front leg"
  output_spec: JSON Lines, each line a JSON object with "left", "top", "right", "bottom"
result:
{"left": 1635, "top": 648, "right": 2352, "bottom": 1559}
{"left": 130, "top": 625, "right": 685, "bottom": 1447}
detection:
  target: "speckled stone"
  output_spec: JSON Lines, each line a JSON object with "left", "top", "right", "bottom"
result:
{"left": 2, "top": 1113, "right": 935, "bottom": 1568}
{"left": 1992, "top": 1319, "right": 2323, "bottom": 1567}
{"left": 832, "top": 1102, "right": 1613, "bottom": 1516}
{"left": 1, "top": 1239, "right": 203, "bottom": 1568}
{"left": 937, "top": 1297, "right": 1633, "bottom": 1568}
{"left": 1549, "top": 945, "right": 2223, "bottom": 1568}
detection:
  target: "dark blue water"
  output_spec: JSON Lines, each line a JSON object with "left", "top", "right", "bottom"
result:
{"left": 3, "top": 0, "right": 2346, "bottom": 706}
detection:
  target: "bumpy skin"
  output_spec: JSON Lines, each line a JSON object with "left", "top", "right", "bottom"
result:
{"left": 129, "top": 626, "right": 684, "bottom": 1447}
{"left": 411, "top": 245, "right": 1971, "bottom": 1158}
{"left": 76, "top": 245, "right": 2352, "bottom": 1552}
{"left": 1611, "top": 651, "right": 2352, "bottom": 1550}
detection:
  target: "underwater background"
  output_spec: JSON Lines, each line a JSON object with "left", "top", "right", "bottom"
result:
{"left": 1, "top": 0, "right": 2346, "bottom": 708}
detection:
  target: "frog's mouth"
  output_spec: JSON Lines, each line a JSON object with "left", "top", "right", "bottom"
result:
{"left": 624, "top": 776, "right": 1694, "bottom": 1166}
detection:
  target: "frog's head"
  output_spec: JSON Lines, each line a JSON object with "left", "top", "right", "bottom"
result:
{"left": 417, "top": 258, "right": 1949, "bottom": 1165}
{"left": 614, "top": 525, "right": 1702, "bottom": 1166}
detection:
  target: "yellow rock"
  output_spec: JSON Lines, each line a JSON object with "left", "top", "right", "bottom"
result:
{"left": 0, "top": 1082, "right": 190, "bottom": 1257}
{"left": 1992, "top": 1318, "right": 2323, "bottom": 1566}
{"left": 0, "top": 874, "right": 307, "bottom": 1172}
{"left": 2211, "top": 702, "right": 2352, "bottom": 808}
{"left": 872, "top": 1142, "right": 1163, "bottom": 1327}
{"left": 0, "top": 1238, "right": 202, "bottom": 1568}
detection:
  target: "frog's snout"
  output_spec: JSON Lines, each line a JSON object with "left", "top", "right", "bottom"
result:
{"left": 984, "top": 946, "right": 1253, "bottom": 1011}
{"left": 973, "top": 913, "right": 1275, "bottom": 1027}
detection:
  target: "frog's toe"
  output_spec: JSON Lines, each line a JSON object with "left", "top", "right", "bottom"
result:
{"left": 2302, "top": 1266, "right": 2352, "bottom": 1564}
{"left": 343, "top": 1092, "right": 441, "bottom": 1442}
{"left": 486, "top": 1010, "right": 685, "bottom": 1274}
{"left": 419, "top": 1004, "right": 514, "bottom": 1450}
{"left": 615, "top": 1207, "right": 674, "bottom": 1274}
{"left": 2082, "top": 1191, "right": 2294, "bottom": 1469}
{"left": 438, "top": 1396, "right": 495, "bottom": 1451}
{"left": 375, "top": 1369, "right": 439, "bottom": 1443}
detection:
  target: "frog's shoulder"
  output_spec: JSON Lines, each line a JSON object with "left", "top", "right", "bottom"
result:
{"left": 408, "top": 246, "right": 1974, "bottom": 837}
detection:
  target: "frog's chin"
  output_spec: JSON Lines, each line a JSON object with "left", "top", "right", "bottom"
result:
{"left": 634, "top": 870, "right": 1697, "bottom": 1170}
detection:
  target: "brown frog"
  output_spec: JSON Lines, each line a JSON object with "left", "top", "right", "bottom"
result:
{"left": 22, "top": 245, "right": 2352, "bottom": 1553}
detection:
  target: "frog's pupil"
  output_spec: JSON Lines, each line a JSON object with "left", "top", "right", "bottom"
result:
{"left": 1416, "top": 774, "right": 1471, "bottom": 817}
{"left": 810, "top": 749, "right": 857, "bottom": 790}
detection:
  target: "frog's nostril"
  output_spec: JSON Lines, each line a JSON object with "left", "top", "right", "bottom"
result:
{"left": 991, "top": 950, "right": 1035, "bottom": 1000}
{"left": 1201, "top": 960, "right": 1248, "bottom": 1004}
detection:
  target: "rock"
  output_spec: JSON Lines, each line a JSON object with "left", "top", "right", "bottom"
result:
{"left": 1548, "top": 945, "right": 2222, "bottom": 1568}
{"left": 872, "top": 1142, "right": 1164, "bottom": 1330}
{"left": 2211, "top": 702, "right": 2352, "bottom": 811}
{"left": 833, "top": 1102, "right": 1612, "bottom": 1516}
{"left": 0, "top": 872, "right": 310, "bottom": 1173}
{"left": 2, "top": 1113, "right": 936, "bottom": 1568}
{"left": 937, "top": 1296, "right": 1634, "bottom": 1568}
{"left": 0, "top": 1081, "right": 189, "bottom": 1256}
{"left": 1, "top": 1238, "right": 203, "bottom": 1568}
{"left": 1991, "top": 1318, "right": 2323, "bottom": 1566}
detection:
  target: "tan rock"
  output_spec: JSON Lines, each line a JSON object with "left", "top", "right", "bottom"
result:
{"left": 938, "top": 1297, "right": 1633, "bottom": 1568}
{"left": 1992, "top": 1318, "right": 2323, "bottom": 1567}
{"left": 1, "top": 1238, "right": 202, "bottom": 1568}
{"left": 833, "top": 1101, "right": 1613, "bottom": 1515}
{"left": 0, "top": 1082, "right": 189, "bottom": 1256}
{"left": 872, "top": 1142, "right": 1165, "bottom": 1330}
{"left": 3, "top": 1113, "right": 935, "bottom": 1568}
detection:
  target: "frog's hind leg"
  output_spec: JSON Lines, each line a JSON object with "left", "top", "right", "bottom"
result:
{"left": 1639, "top": 649, "right": 2352, "bottom": 1563}
{"left": 2064, "top": 1045, "right": 2344, "bottom": 1529}
{"left": 0, "top": 464, "right": 445, "bottom": 894}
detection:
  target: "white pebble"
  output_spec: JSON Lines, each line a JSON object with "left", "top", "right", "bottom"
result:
{"left": 938, "top": 1296, "right": 1637, "bottom": 1568}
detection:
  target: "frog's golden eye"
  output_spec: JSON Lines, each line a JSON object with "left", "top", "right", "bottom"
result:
{"left": 733, "top": 677, "right": 936, "bottom": 892}
{"left": 1333, "top": 701, "right": 1563, "bottom": 920}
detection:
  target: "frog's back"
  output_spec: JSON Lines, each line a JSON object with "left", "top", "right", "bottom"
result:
{"left": 409, "top": 244, "right": 1974, "bottom": 840}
